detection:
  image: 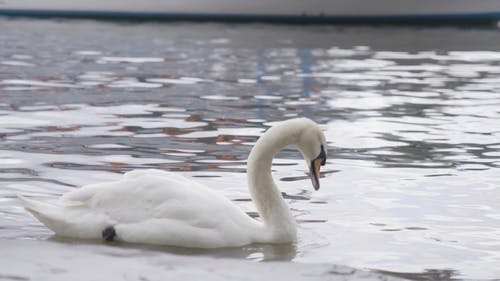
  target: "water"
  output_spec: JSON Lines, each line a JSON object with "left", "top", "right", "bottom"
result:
{"left": 1, "top": 18, "right": 500, "bottom": 279}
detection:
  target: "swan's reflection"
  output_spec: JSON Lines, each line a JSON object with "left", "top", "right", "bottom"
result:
{"left": 151, "top": 242, "right": 297, "bottom": 261}
{"left": 51, "top": 236, "right": 298, "bottom": 261}
{"left": 131, "top": 233, "right": 298, "bottom": 260}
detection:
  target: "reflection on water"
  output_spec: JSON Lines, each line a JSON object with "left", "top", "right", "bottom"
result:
{"left": 50, "top": 236, "right": 299, "bottom": 262}
{"left": 1, "top": 18, "right": 500, "bottom": 279}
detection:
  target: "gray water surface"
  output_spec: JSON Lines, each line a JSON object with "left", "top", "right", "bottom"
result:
{"left": 1, "top": 18, "right": 500, "bottom": 279}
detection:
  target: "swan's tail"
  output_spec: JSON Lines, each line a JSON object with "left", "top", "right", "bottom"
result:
{"left": 18, "top": 194, "right": 109, "bottom": 240}
{"left": 17, "top": 194, "right": 68, "bottom": 234}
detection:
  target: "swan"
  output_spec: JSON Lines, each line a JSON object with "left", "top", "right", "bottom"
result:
{"left": 19, "top": 118, "right": 327, "bottom": 248}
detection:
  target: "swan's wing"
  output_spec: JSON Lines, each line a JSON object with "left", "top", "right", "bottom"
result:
{"left": 60, "top": 169, "right": 241, "bottom": 228}
{"left": 60, "top": 169, "right": 197, "bottom": 203}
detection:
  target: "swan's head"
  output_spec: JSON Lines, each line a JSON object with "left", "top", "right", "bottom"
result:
{"left": 250, "top": 117, "right": 327, "bottom": 191}
{"left": 293, "top": 118, "right": 327, "bottom": 191}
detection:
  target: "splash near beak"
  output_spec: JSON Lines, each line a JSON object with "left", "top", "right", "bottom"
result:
{"left": 309, "top": 145, "right": 326, "bottom": 191}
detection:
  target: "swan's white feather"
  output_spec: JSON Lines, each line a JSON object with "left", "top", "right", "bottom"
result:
{"left": 19, "top": 118, "right": 326, "bottom": 248}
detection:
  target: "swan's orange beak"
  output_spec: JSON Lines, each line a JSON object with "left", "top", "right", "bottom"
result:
{"left": 310, "top": 145, "right": 326, "bottom": 191}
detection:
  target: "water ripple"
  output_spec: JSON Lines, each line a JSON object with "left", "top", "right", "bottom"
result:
{"left": 1, "top": 20, "right": 500, "bottom": 279}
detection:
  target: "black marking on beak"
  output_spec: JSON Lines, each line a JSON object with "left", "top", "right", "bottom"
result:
{"left": 310, "top": 145, "right": 327, "bottom": 191}
{"left": 318, "top": 145, "right": 326, "bottom": 166}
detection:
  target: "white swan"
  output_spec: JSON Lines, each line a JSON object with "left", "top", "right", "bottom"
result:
{"left": 19, "top": 118, "right": 327, "bottom": 248}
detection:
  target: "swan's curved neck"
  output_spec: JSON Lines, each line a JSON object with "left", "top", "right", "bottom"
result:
{"left": 247, "top": 124, "right": 298, "bottom": 239}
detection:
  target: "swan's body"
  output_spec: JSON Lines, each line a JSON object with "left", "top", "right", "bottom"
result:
{"left": 21, "top": 169, "right": 268, "bottom": 247}
{"left": 20, "top": 118, "right": 327, "bottom": 248}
